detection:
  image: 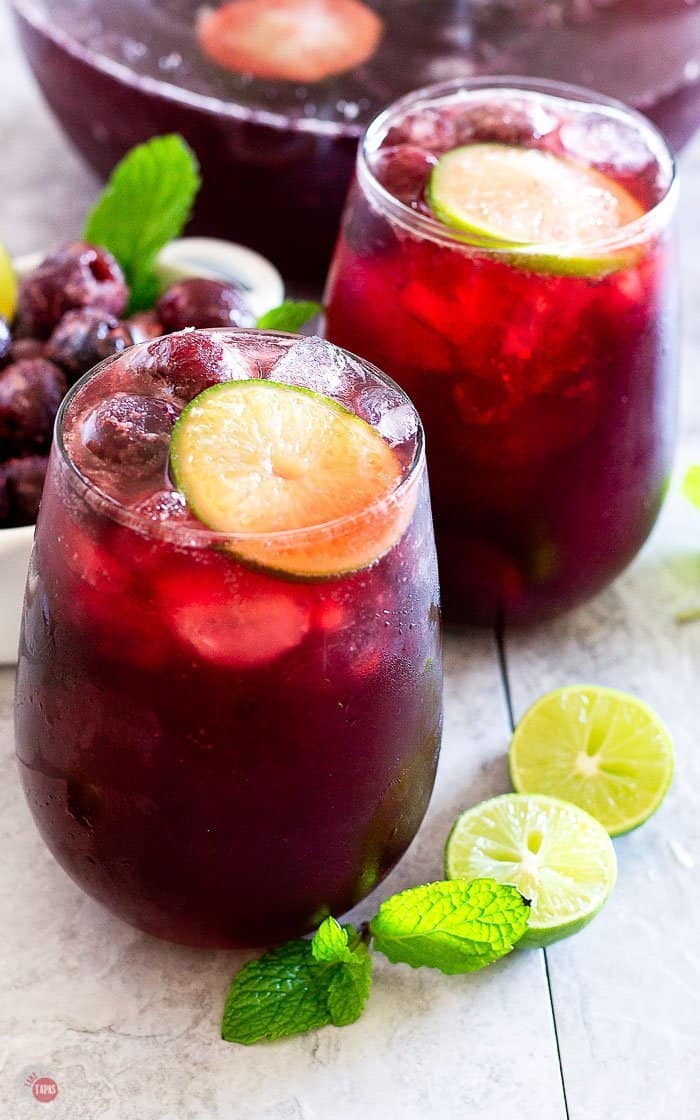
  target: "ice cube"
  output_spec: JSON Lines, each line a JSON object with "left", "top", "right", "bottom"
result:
{"left": 376, "top": 403, "right": 419, "bottom": 446}
{"left": 559, "top": 112, "right": 654, "bottom": 172}
{"left": 271, "top": 336, "right": 361, "bottom": 402}
{"left": 132, "top": 488, "right": 191, "bottom": 524}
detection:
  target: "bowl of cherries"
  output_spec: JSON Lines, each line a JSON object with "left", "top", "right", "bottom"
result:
{"left": 0, "top": 135, "right": 288, "bottom": 663}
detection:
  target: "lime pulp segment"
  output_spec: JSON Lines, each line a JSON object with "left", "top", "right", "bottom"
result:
{"left": 508, "top": 685, "right": 674, "bottom": 836}
{"left": 170, "top": 378, "right": 409, "bottom": 578}
{"left": 445, "top": 793, "right": 617, "bottom": 948}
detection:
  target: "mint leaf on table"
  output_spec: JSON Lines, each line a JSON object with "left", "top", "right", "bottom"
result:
{"left": 83, "top": 134, "right": 200, "bottom": 312}
{"left": 370, "top": 879, "right": 529, "bottom": 974}
{"left": 311, "top": 916, "right": 356, "bottom": 963}
{"left": 222, "top": 919, "right": 372, "bottom": 1045}
{"left": 256, "top": 299, "right": 322, "bottom": 332}
{"left": 313, "top": 919, "right": 372, "bottom": 1027}
{"left": 682, "top": 466, "right": 700, "bottom": 509}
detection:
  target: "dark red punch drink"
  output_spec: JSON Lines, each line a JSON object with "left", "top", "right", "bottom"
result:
{"left": 325, "top": 79, "right": 679, "bottom": 625}
{"left": 15, "top": 330, "right": 442, "bottom": 947}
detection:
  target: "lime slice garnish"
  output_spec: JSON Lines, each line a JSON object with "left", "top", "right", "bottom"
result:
{"left": 427, "top": 143, "right": 645, "bottom": 276}
{"left": 0, "top": 242, "right": 17, "bottom": 321}
{"left": 445, "top": 793, "right": 616, "bottom": 948}
{"left": 508, "top": 685, "right": 674, "bottom": 836}
{"left": 170, "top": 379, "right": 409, "bottom": 578}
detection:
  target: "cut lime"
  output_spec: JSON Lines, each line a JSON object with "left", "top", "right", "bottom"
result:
{"left": 170, "top": 378, "right": 409, "bottom": 578}
{"left": 509, "top": 685, "right": 674, "bottom": 836}
{"left": 427, "top": 143, "right": 645, "bottom": 277}
{"left": 0, "top": 242, "right": 17, "bottom": 321}
{"left": 445, "top": 793, "right": 616, "bottom": 948}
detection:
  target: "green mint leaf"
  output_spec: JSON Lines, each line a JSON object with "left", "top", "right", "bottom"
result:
{"left": 327, "top": 944, "right": 372, "bottom": 1026}
{"left": 222, "top": 939, "right": 332, "bottom": 1045}
{"left": 83, "top": 134, "right": 201, "bottom": 312}
{"left": 682, "top": 466, "right": 700, "bottom": 510}
{"left": 311, "top": 917, "right": 354, "bottom": 963}
{"left": 256, "top": 300, "right": 322, "bottom": 332}
{"left": 222, "top": 921, "right": 372, "bottom": 1045}
{"left": 370, "top": 879, "right": 529, "bottom": 975}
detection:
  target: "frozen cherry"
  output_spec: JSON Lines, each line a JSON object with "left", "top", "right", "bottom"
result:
{"left": 452, "top": 101, "right": 556, "bottom": 146}
{"left": 17, "top": 241, "right": 129, "bottom": 338}
{"left": 0, "top": 358, "right": 67, "bottom": 455}
{"left": 46, "top": 308, "right": 145, "bottom": 381}
{"left": 0, "top": 317, "right": 11, "bottom": 365}
{"left": 383, "top": 108, "right": 457, "bottom": 154}
{"left": 126, "top": 310, "right": 164, "bottom": 342}
{"left": 370, "top": 145, "right": 437, "bottom": 206}
{"left": 146, "top": 332, "right": 243, "bottom": 401}
{"left": 9, "top": 338, "right": 46, "bottom": 363}
{"left": 3, "top": 455, "right": 49, "bottom": 525}
{"left": 83, "top": 393, "right": 178, "bottom": 473}
{"left": 157, "top": 278, "right": 254, "bottom": 332}
{"left": 47, "top": 307, "right": 127, "bottom": 380}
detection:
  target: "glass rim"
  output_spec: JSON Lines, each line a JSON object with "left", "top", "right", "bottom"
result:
{"left": 54, "top": 328, "right": 426, "bottom": 548}
{"left": 358, "top": 75, "right": 678, "bottom": 257}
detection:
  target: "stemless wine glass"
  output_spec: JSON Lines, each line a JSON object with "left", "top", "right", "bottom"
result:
{"left": 15, "top": 329, "right": 442, "bottom": 948}
{"left": 325, "top": 77, "right": 680, "bottom": 626}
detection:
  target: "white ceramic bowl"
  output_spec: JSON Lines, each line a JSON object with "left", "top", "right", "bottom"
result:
{"left": 0, "top": 237, "right": 284, "bottom": 665}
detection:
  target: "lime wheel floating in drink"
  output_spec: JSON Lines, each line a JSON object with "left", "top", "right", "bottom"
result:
{"left": 170, "top": 378, "right": 412, "bottom": 578}
{"left": 508, "top": 685, "right": 674, "bottom": 836}
{"left": 445, "top": 793, "right": 617, "bottom": 948}
{"left": 427, "top": 142, "right": 645, "bottom": 275}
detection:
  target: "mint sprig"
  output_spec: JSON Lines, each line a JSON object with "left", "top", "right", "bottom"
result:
{"left": 256, "top": 300, "right": 322, "bottom": 333}
{"left": 221, "top": 918, "right": 371, "bottom": 1045}
{"left": 370, "top": 880, "right": 529, "bottom": 974}
{"left": 221, "top": 880, "right": 528, "bottom": 1045}
{"left": 83, "top": 134, "right": 200, "bottom": 312}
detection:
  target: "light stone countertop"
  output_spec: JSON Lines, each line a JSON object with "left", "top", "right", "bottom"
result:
{"left": 1, "top": 6, "right": 699, "bottom": 1118}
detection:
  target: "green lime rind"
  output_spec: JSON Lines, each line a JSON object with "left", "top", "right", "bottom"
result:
{"left": 508, "top": 685, "right": 674, "bottom": 837}
{"left": 427, "top": 142, "right": 642, "bottom": 279}
{"left": 445, "top": 793, "right": 617, "bottom": 950}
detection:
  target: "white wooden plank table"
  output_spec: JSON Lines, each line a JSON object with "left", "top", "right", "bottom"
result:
{"left": 0, "top": 6, "right": 698, "bottom": 1117}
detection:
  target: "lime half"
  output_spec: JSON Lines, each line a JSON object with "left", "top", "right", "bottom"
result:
{"left": 445, "top": 793, "right": 616, "bottom": 948}
{"left": 170, "top": 378, "right": 409, "bottom": 578}
{"left": 0, "top": 242, "right": 17, "bottom": 321}
{"left": 509, "top": 685, "right": 674, "bottom": 836}
{"left": 427, "top": 143, "right": 645, "bottom": 277}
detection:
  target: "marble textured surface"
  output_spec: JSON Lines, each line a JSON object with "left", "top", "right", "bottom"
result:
{"left": 1, "top": 3, "right": 699, "bottom": 1117}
